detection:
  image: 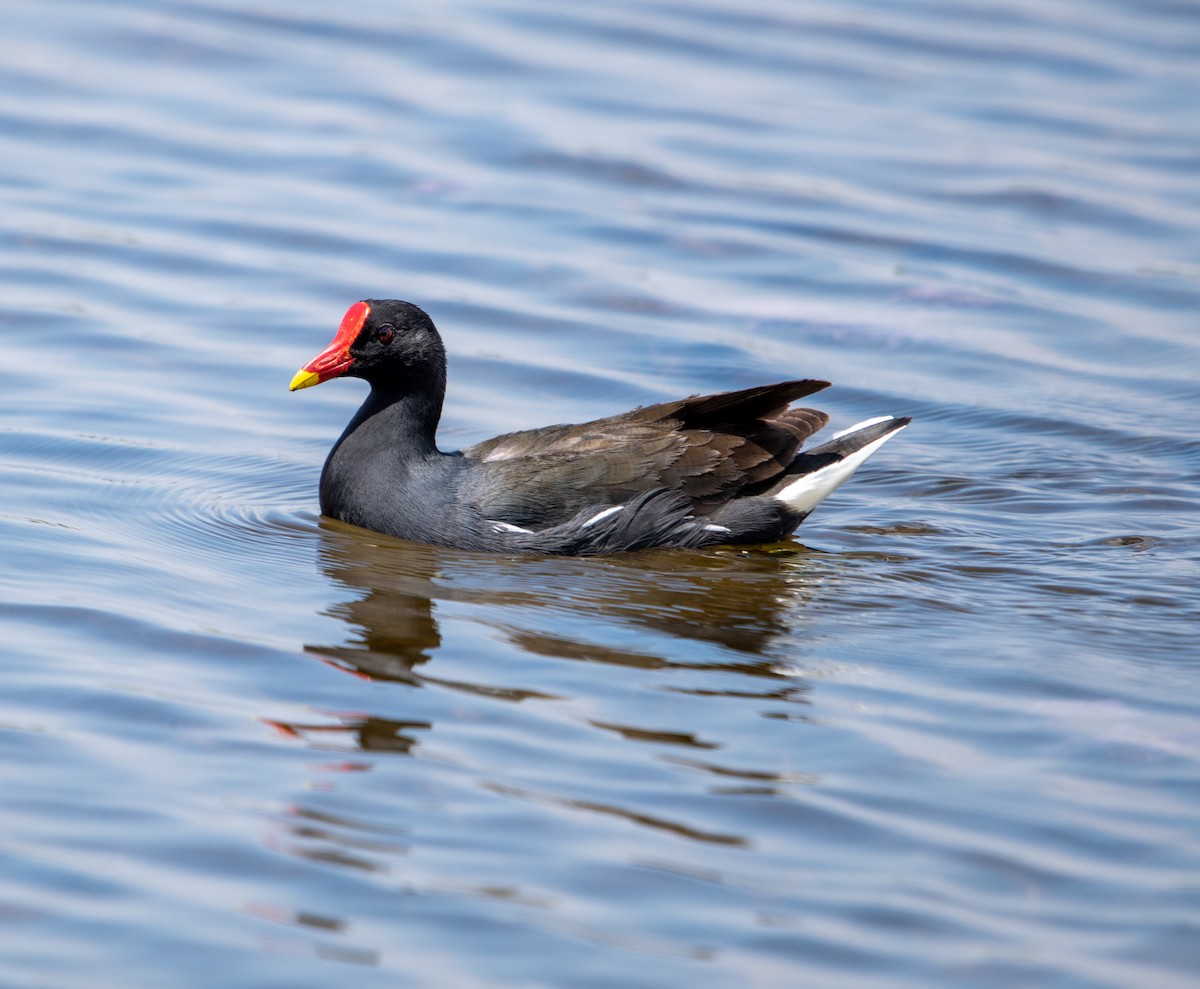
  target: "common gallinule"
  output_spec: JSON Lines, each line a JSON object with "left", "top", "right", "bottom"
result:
{"left": 290, "top": 300, "right": 909, "bottom": 555}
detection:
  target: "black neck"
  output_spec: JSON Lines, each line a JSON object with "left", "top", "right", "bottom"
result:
{"left": 341, "top": 379, "right": 444, "bottom": 459}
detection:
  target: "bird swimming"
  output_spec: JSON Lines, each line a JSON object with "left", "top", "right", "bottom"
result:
{"left": 290, "top": 300, "right": 909, "bottom": 555}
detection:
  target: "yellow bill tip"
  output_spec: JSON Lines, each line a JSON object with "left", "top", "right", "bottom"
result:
{"left": 289, "top": 369, "right": 321, "bottom": 391}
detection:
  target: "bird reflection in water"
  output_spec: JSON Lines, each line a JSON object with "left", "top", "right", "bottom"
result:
{"left": 264, "top": 517, "right": 836, "bottom": 880}
{"left": 275, "top": 518, "right": 828, "bottom": 754}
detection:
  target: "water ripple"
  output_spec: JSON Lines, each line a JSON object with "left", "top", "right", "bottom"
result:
{"left": 3, "top": 0, "right": 1200, "bottom": 987}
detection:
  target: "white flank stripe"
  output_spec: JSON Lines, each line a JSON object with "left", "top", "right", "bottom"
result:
{"left": 775, "top": 420, "right": 906, "bottom": 516}
{"left": 489, "top": 520, "right": 533, "bottom": 534}
{"left": 704, "top": 524, "right": 732, "bottom": 533}
{"left": 581, "top": 505, "right": 624, "bottom": 528}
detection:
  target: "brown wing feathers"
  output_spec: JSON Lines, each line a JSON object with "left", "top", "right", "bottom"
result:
{"left": 656, "top": 378, "right": 830, "bottom": 426}
{"left": 464, "top": 380, "right": 833, "bottom": 521}
{"left": 650, "top": 382, "right": 832, "bottom": 503}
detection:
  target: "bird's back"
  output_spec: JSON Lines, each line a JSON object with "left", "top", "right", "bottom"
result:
{"left": 460, "top": 380, "right": 832, "bottom": 527}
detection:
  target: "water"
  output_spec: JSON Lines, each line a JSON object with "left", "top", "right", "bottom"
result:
{"left": 2, "top": 0, "right": 1199, "bottom": 985}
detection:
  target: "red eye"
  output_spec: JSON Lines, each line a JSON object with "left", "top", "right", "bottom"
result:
{"left": 375, "top": 324, "right": 395, "bottom": 345}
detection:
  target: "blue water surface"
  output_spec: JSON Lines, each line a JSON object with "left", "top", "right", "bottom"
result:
{"left": 1, "top": 0, "right": 1198, "bottom": 986}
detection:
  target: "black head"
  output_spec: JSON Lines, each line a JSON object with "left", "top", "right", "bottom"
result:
{"left": 290, "top": 299, "right": 446, "bottom": 392}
